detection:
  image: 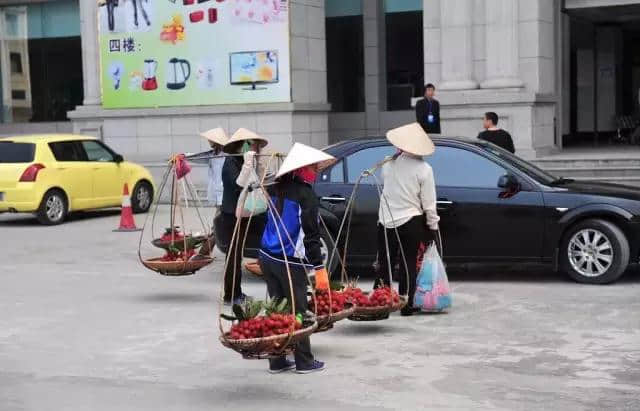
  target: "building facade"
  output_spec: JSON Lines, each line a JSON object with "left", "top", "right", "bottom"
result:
{"left": 0, "top": 0, "right": 639, "bottom": 170}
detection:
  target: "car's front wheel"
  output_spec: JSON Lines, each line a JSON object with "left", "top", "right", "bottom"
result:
{"left": 132, "top": 181, "right": 153, "bottom": 213}
{"left": 37, "top": 189, "right": 68, "bottom": 225}
{"left": 560, "top": 219, "right": 629, "bottom": 284}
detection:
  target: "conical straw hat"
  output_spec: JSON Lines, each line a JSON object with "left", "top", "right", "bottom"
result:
{"left": 199, "top": 128, "right": 229, "bottom": 146}
{"left": 386, "top": 123, "right": 435, "bottom": 156}
{"left": 223, "top": 128, "right": 269, "bottom": 153}
{"left": 276, "top": 143, "right": 336, "bottom": 178}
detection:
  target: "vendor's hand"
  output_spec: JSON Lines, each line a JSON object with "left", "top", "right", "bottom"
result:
{"left": 314, "top": 267, "right": 329, "bottom": 290}
{"left": 243, "top": 150, "right": 256, "bottom": 167}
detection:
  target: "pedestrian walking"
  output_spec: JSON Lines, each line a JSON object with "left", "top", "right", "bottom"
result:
{"left": 415, "top": 83, "right": 441, "bottom": 134}
{"left": 477, "top": 112, "right": 515, "bottom": 153}
{"left": 258, "top": 143, "right": 335, "bottom": 374}
{"left": 195, "top": 128, "right": 228, "bottom": 258}
{"left": 220, "top": 128, "right": 269, "bottom": 305}
{"left": 375, "top": 123, "right": 440, "bottom": 317}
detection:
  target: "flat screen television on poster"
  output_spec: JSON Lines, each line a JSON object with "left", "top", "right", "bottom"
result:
{"left": 230, "top": 50, "right": 279, "bottom": 89}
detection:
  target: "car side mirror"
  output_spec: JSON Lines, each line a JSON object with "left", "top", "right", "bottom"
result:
{"left": 498, "top": 174, "right": 519, "bottom": 191}
{"left": 113, "top": 154, "right": 124, "bottom": 163}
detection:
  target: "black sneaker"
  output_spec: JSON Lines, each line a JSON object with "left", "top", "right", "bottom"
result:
{"left": 296, "top": 360, "right": 325, "bottom": 374}
{"left": 400, "top": 307, "right": 414, "bottom": 317}
{"left": 268, "top": 359, "right": 296, "bottom": 374}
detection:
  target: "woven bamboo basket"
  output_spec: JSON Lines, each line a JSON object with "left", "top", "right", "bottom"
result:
{"left": 314, "top": 304, "right": 356, "bottom": 333}
{"left": 142, "top": 257, "right": 213, "bottom": 276}
{"left": 220, "top": 322, "right": 318, "bottom": 359}
{"left": 348, "top": 296, "right": 408, "bottom": 321}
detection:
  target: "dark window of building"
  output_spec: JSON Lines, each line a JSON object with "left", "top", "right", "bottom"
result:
{"left": 0, "top": 1, "right": 83, "bottom": 124}
{"left": 10, "top": 52, "right": 22, "bottom": 73}
{"left": 385, "top": 1, "right": 423, "bottom": 111}
{"left": 325, "top": 0, "right": 365, "bottom": 112}
{"left": 11, "top": 90, "right": 26, "bottom": 100}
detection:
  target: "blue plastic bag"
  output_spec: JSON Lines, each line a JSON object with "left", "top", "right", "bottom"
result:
{"left": 414, "top": 244, "right": 451, "bottom": 312}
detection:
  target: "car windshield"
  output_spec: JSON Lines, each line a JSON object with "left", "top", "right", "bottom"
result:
{"left": 0, "top": 141, "right": 35, "bottom": 163}
{"left": 479, "top": 142, "right": 558, "bottom": 185}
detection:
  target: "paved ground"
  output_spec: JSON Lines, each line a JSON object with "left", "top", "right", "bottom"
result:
{"left": 1, "top": 209, "right": 639, "bottom": 411}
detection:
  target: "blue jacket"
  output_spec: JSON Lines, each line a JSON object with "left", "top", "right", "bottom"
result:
{"left": 260, "top": 176, "right": 324, "bottom": 269}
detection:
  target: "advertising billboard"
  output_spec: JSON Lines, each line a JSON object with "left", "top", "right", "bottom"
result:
{"left": 98, "top": 0, "right": 291, "bottom": 108}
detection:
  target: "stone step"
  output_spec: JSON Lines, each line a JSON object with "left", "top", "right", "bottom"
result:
{"left": 569, "top": 176, "right": 640, "bottom": 187}
{"left": 541, "top": 166, "right": 640, "bottom": 178}
{"left": 533, "top": 158, "right": 640, "bottom": 168}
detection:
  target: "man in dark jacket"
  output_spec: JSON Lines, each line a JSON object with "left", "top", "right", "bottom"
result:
{"left": 415, "top": 83, "right": 441, "bottom": 134}
{"left": 477, "top": 112, "right": 515, "bottom": 154}
{"left": 219, "top": 128, "right": 269, "bottom": 305}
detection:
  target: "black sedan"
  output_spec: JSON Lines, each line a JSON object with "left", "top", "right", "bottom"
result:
{"left": 218, "top": 137, "right": 640, "bottom": 284}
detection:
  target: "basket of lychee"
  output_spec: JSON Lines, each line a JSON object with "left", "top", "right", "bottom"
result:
{"left": 142, "top": 244, "right": 212, "bottom": 276}
{"left": 344, "top": 286, "right": 407, "bottom": 321}
{"left": 308, "top": 289, "right": 356, "bottom": 333}
{"left": 219, "top": 298, "right": 317, "bottom": 360}
{"left": 151, "top": 226, "right": 208, "bottom": 252}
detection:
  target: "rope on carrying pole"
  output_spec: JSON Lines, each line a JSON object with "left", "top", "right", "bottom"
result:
{"left": 138, "top": 162, "right": 173, "bottom": 269}
{"left": 137, "top": 155, "right": 214, "bottom": 274}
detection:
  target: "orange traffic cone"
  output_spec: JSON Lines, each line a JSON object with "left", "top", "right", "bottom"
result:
{"left": 113, "top": 183, "right": 142, "bottom": 232}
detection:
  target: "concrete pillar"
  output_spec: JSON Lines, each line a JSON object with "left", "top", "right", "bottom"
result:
{"left": 363, "top": 0, "right": 386, "bottom": 134}
{"left": 423, "top": 0, "right": 441, "bottom": 86}
{"left": 79, "top": 0, "right": 101, "bottom": 106}
{"left": 481, "top": 0, "right": 523, "bottom": 88}
{"left": 439, "top": 0, "right": 477, "bottom": 90}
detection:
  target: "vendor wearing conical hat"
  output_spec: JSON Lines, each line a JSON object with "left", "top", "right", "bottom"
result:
{"left": 375, "top": 123, "right": 440, "bottom": 317}
{"left": 259, "top": 143, "right": 335, "bottom": 374}
{"left": 219, "top": 128, "right": 270, "bottom": 306}
{"left": 200, "top": 128, "right": 228, "bottom": 208}
{"left": 195, "top": 128, "right": 229, "bottom": 257}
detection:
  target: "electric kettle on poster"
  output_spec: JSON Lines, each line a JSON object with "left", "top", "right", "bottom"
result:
{"left": 142, "top": 59, "right": 158, "bottom": 90}
{"left": 167, "top": 58, "right": 191, "bottom": 90}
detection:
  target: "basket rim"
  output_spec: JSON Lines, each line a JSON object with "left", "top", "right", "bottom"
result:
{"left": 315, "top": 304, "right": 356, "bottom": 322}
{"left": 143, "top": 256, "right": 213, "bottom": 265}
{"left": 220, "top": 322, "right": 318, "bottom": 346}
{"left": 142, "top": 257, "right": 213, "bottom": 275}
{"left": 351, "top": 296, "right": 407, "bottom": 315}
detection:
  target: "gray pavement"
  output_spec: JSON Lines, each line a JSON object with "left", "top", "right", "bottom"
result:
{"left": 1, "top": 209, "right": 639, "bottom": 411}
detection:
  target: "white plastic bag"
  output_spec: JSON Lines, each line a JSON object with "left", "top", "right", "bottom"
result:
{"left": 236, "top": 181, "right": 268, "bottom": 218}
{"left": 235, "top": 154, "right": 268, "bottom": 218}
{"left": 414, "top": 244, "right": 451, "bottom": 312}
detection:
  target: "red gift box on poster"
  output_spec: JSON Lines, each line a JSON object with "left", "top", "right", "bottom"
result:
{"left": 183, "top": 0, "right": 195, "bottom": 5}
{"left": 208, "top": 8, "right": 217, "bottom": 23}
{"left": 190, "top": 10, "right": 204, "bottom": 22}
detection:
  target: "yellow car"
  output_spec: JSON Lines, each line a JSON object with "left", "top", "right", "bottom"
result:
{"left": 0, "top": 134, "right": 155, "bottom": 225}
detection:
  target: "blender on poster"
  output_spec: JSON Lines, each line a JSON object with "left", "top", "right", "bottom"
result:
{"left": 142, "top": 59, "right": 158, "bottom": 90}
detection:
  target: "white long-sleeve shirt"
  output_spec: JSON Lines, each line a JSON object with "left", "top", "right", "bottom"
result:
{"left": 378, "top": 153, "right": 440, "bottom": 230}
{"left": 207, "top": 156, "right": 224, "bottom": 206}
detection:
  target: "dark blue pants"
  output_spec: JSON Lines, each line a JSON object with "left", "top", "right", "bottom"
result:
{"left": 258, "top": 252, "right": 314, "bottom": 370}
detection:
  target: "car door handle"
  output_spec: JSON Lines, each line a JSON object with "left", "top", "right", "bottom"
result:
{"left": 436, "top": 200, "right": 453, "bottom": 205}
{"left": 321, "top": 196, "right": 346, "bottom": 203}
